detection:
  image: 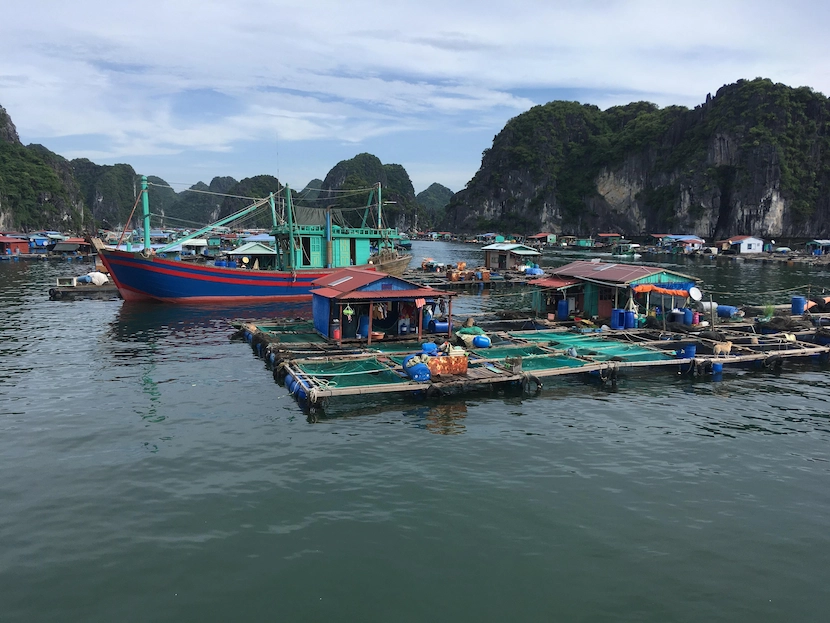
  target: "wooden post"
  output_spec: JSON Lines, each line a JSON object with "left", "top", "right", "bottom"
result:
{"left": 447, "top": 298, "right": 453, "bottom": 341}
{"left": 710, "top": 294, "right": 716, "bottom": 328}
{"left": 368, "top": 301, "right": 374, "bottom": 346}
{"left": 418, "top": 305, "right": 423, "bottom": 341}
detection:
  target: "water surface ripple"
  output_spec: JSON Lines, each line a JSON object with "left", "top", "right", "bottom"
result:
{"left": 1, "top": 254, "right": 830, "bottom": 622}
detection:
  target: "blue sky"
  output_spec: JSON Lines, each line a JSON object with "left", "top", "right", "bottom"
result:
{"left": 1, "top": 0, "right": 828, "bottom": 194}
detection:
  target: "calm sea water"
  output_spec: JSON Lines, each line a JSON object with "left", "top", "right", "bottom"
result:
{"left": 2, "top": 247, "right": 830, "bottom": 622}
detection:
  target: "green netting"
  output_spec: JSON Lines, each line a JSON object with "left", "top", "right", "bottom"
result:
{"left": 472, "top": 345, "right": 552, "bottom": 358}
{"left": 296, "top": 358, "right": 408, "bottom": 387}
{"left": 258, "top": 321, "right": 315, "bottom": 333}
{"left": 508, "top": 331, "right": 582, "bottom": 342}
{"left": 273, "top": 333, "right": 327, "bottom": 344}
{"left": 374, "top": 341, "right": 430, "bottom": 353}
{"left": 519, "top": 355, "right": 589, "bottom": 371}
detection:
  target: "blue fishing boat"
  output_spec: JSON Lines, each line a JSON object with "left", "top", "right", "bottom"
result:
{"left": 95, "top": 177, "right": 412, "bottom": 303}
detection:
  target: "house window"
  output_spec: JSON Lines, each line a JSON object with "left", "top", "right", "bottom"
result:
{"left": 599, "top": 287, "right": 614, "bottom": 301}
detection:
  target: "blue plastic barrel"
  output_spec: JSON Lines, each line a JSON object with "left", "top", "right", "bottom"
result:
{"left": 676, "top": 344, "right": 697, "bottom": 359}
{"left": 402, "top": 355, "right": 431, "bottom": 382}
{"left": 227, "top": 260, "right": 237, "bottom": 269}
{"left": 472, "top": 335, "right": 491, "bottom": 348}
{"left": 214, "top": 259, "right": 226, "bottom": 267}
{"left": 557, "top": 299, "right": 569, "bottom": 321}
{"left": 357, "top": 316, "right": 369, "bottom": 337}
{"left": 610, "top": 308, "right": 624, "bottom": 330}
{"left": 717, "top": 305, "right": 739, "bottom": 318}
{"left": 624, "top": 310, "right": 636, "bottom": 329}
{"left": 422, "top": 311, "right": 432, "bottom": 329}
{"left": 712, "top": 362, "right": 723, "bottom": 373}
{"left": 429, "top": 320, "right": 450, "bottom": 333}
{"left": 792, "top": 296, "right": 806, "bottom": 315}
{"left": 422, "top": 342, "right": 438, "bottom": 354}
{"left": 683, "top": 308, "right": 694, "bottom": 325}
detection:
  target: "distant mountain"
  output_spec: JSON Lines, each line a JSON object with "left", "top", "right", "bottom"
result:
{"left": 318, "top": 153, "right": 423, "bottom": 231}
{"left": 444, "top": 78, "right": 830, "bottom": 238}
{"left": 163, "top": 176, "right": 239, "bottom": 228}
{"left": 416, "top": 183, "right": 453, "bottom": 228}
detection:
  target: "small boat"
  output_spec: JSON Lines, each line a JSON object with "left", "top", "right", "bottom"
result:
{"left": 96, "top": 178, "right": 412, "bottom": 303}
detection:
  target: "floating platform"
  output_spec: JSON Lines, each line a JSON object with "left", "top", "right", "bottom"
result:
{"left": 234, "top": 319, "right": 830, "bottom": 414}
{"left": 48, "top": 284, "right": 121, "bottom": 300}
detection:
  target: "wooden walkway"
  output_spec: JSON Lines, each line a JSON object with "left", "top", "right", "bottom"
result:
{"left": 235, "top": 320, "right": 830, "bottom": 412}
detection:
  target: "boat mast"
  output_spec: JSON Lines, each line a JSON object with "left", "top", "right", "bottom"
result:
{"left": 377, "top": 182, "right": 382, "bottom": 229}
{"left": 269, "top": 192, "right": 278, "bottom": 229}
{"left": 285, "top": 184, "right": 294, "bottom": 269}
{"left": 141, "top": 175, "right": 151, "bottom": 253}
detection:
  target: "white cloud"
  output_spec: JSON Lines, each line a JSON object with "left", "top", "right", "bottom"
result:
{"left": 1, "top": 0, "right": 829, "bottom": 191}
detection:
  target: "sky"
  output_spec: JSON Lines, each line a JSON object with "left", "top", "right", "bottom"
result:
{"left": 1, "top": 1, "right": 829, "bottom": 194}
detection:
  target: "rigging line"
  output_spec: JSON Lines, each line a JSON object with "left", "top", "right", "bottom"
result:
{"left": 148, "top": 213, "right": 218, "bottom": 228}
{"left": 146, "top": 181, "right": 274, "bottom": 201}
{"left": 299, "top": 185, "right": 379, "bottom": 194}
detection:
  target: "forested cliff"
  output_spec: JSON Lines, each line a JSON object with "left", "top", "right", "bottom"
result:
{"left": 5, "top": 78, "right": 827, "bottom": 237}
{"left": 0, "top": 109, "right": 441, "bottom": 232}
{"left": 444, "top": 78, "right": 830, "bottom": 237}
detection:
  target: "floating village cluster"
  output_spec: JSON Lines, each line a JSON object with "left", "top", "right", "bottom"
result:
{"left": 32, "top": 179, "right": 830, "bottom": 415}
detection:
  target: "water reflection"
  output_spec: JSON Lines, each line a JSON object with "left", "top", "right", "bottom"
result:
{"left": 109, "top": 300, "right": 310, "bottom": 342}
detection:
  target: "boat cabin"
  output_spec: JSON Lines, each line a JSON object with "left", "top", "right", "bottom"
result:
{"left": 481, "top": 243, "right": 541, "bottom": 270}
{"left": 311, "top": 268, "right": 456, "bottom": 345}
{"left": 226, "top": 242, "right": 278, "bottom": 269}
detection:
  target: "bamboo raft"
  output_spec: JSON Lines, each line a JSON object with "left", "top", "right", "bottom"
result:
{"left": 234, "top": 318, "right": 830, "bottom": 413}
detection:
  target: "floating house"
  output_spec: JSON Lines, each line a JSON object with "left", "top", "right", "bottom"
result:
{"left": 27, "top": 234, "right": 51, "bottom": 253}
{"left": 665, "top": 234, "right": 705, "bottom": 253}
{"left": 311, "top": 268, "right": 456, "bottom": 345}
{"left": 595, "top": 233, "right": 622, "bottom": 247}
{"left": 533, "top": 260, "right": 698, "bottom": 319}
{"left": 806, "top": 239, "right": 830, "bottom": 255}
{"left": 0, "top": 236, "right": 28, "bottom": 255}
{"left": 50, "top": 237, "right": 92, "bottom": 255}
{"left": 481, "top": 243, "right": 541, "bottom": 270}
{"left": 527, "top": 232, "right": 557, "bottom": 246}
{"left": 715, "top": 235, "right": 764, "bottom": 254}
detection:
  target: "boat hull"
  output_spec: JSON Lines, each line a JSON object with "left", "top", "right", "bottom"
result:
{"left": 99, "top": 248, "right": 411, "bottom": 303}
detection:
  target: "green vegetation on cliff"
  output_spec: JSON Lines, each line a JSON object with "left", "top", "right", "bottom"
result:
{"left": 447, "top": 78, "right": 830, "bottom": 237}
{"left": 0, "top": 142, "right": 83, "bottom": 231}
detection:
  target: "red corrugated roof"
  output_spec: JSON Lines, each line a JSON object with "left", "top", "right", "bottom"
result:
{"left": 336, "top": 288, "right": 450, "bottom": 301}
{"left": 551, "top": 260, "right": 690, "bottom": 285}
{"left": 311, "top": 267, "right": 385, "bottom": 292}
{"left": 311, "top": 267, "right": 455, "bottom": 300}
{"left": 532, "top": 277, "right": 580, "bottom": 289}
{"left": 596, "top": 233, "right": 621, "bottom": 237}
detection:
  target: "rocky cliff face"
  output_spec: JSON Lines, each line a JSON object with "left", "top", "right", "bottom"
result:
{"left": 444, "top": 79, "right": 830, "bottom": 237}
{"left": 0, "top": 105, "right": 20, "bottom": 145}
{"left": 0, "top": 106, "right": 86, "bottom": 231}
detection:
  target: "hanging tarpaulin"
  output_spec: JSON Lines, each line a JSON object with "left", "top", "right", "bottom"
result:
{"left": 632, "top": 283, "right": 692, "bottom": 297}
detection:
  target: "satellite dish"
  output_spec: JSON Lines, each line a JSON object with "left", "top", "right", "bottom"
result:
{"left": 689, "top": 286, "right": 702, "bottom": 302}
